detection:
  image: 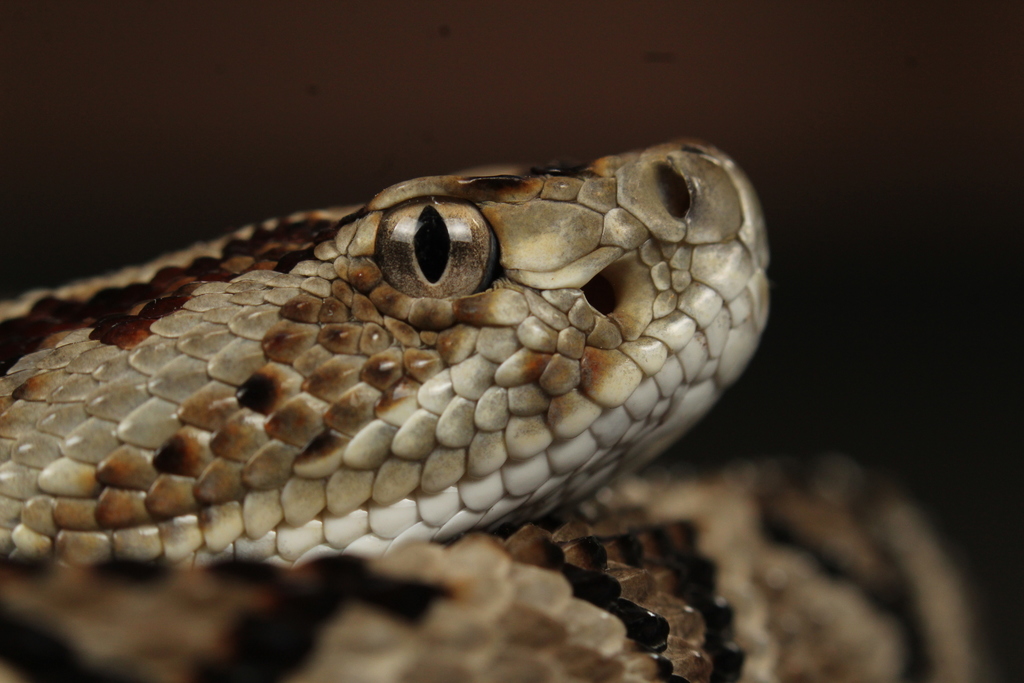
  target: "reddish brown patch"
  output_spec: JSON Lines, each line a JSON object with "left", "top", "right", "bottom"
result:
{"left": 347, "top": 258, "right": 383, "bottom": 293}
{"left": 317, "top": 323, "right": 361, "bottom": 355}
{"left": 514, "top": 350, "right": 553, "bottom": 384}
{"left": 367, "top": 283, "right": 410, "bottom": 319}
{"left": 360, "top": 349, "right": 403, "bottom": 391}
{"left": 323, "top": 385, "right": 378, "bottom": 437}
{"left": 138, "top": 295, "right": 192, "bottom": 318}
{"left": 303, "top": 356, "right": 363, "bottom": 404}
{"left": 177, "top": 382, "right": 239, "bottom": 432}
{"left": 221, "top": 255, "right": 256, "bottom": 273}
{"left": 96, "top": 447, "right": 159, "bottom": 490}
{"left": 91, "top": 317, "right": 155, "bottom": 349}
{"left": 294, "top": 430, "right": 349, "bottom": 470}
{"left": 261, "top": 320, "right": 318, "bottom": 363}
{"left": 317, "top": 298, "right": 350, "bottom": 324}
{"left": 209, "top": 414, "right": 266, "bottom": 463}
{"left": 193, "top": 459, "right": 246, "bottom": 505}
{"left": 52, "top": 498, "right": 100, "bottom": 531}
{"left": 407, "top": 299, "right": 455, "bottom": 331}
{"left": 403, "top": 349, "right": 442, "bottom": 383}
{"left": 11, "top": 370, "right": 65, "bottom": 401}
{"left": 435, "top": 325, "right": 477, "bottom": 365}
{"left": 96, "top": 488, "right": 152, "bottom": 529}
{"left": 330, "top": 279, "right": 354, "bottom": 306}
{"left": 349, "top": 294, "right": 383, "bottom": 324}
{"left": 145, "top": 474, "right": 200, "bottom": 520}
{"left": 358, "top": 323, "right": 391, "bottom": 356}
{"left": 376, "top": 377, "right": 420, "bottom": 415}
{"left": 0, "top": 214, "right": 346, "bottom": 375}
{"left": 265, "top": 397, "right": 324, "bottom": 448}
{"left": 280, "top": 294, "right": 323, "bottom": 323}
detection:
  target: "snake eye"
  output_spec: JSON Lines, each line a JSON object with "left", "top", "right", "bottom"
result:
{"left": 375, "top": 198, "right": 499, "bottom": 299}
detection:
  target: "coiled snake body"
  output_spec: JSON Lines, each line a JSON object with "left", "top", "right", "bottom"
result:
{"left": 0, "top": 142, "right": 982, "bottom": 683}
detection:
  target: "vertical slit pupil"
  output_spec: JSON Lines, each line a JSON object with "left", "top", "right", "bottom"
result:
{"left": 414, "top": 206, "right": 450, "bottom": 284}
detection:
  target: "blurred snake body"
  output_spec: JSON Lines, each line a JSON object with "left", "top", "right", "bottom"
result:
{"left": 0, "top": 140, "right": 769, "bottom": 567}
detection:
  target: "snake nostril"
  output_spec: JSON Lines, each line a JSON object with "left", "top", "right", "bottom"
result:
{"left": 655, "top": 162, "right": 691, "bottom": 219}
{"left": 581, "top": 272, "right": 617, "bottom": 316}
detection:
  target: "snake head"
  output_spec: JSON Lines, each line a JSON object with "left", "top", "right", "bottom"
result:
{"left": 0, "top": 140, "right": 767, "bottom": 564}
{"left": 314, "top": 140, "right": 770, "bottom": 543}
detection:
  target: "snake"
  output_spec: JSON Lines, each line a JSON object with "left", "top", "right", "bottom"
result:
{"left": 0, "top": 141, "right": 984, "bottom": 683}
{"left": 0, "top": 139, "right": 768, "bottom": 566}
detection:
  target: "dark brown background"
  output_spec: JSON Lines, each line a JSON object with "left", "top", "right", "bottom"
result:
{"left": 1, "top": 2, "right": 1021, "bottom": 678}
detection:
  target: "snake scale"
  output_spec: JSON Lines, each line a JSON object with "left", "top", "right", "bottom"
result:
{"left": 0, "top": 142, "right": 984, "bottom": 683}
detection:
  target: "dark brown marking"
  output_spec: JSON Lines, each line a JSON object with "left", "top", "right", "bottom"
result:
{"left": 11, "top": 370, "right": 65, "bottom": 401}
{"left": 96, "top": 447, "right": 159, "bottom": 490}
{"left": 294, "top": 430, "right": 350, "bottom": 471}
{"left": 261, "top": 320, "right": 318, "bottom": 363}
{"left": 0, "top": 214, "right": 346, "bottom": 376}
{"left": 605, "top": 565, "right": 655, "bottom": 603}
{"left": 177, "top": 382, "right": 239, "bottom": 432}
{"left": 318, "top": 298, "right": 350, "bottom": 324}
{"left": 358, "top": 323, "right": 391, "bottom": 356}
{"left": 236, "top": 370, "right": 281, "bottom": 415}
{"left": 407, "top": 300, "right": 455, "bottom": 331}
{"left": 242, "top": 442, "right": 298, "bottom": 490}
{"left": 503, "top": 524, "right": 566, "bottom": 569}
{"left": 145, "top": 474, "right": 200, "bottom": 519}
{"left": 331, "top": 279, "right": 354, "bottom": 306}
{"left": 359, "top": 349, "right": 403, "bottom": 391}
{"left": 351, "top": 295, "right": 381, "bottom": 324}
{"left": 561, "top": 536, "right": 608, "bottom": 571}
{"left": 280, "top": 294, "right": 323, "bottom": 324}
{"left": 137, "top": 295, "right": 190, "bottom": 319}
{"left": 265, "top": 397, "right": 325, "bottom": 448}
{"left": 317, "top": 323, "right": 362, "bottom": 355}
{"left": 221, "top": 255, "right": 257, "bottom": 273}
{"left": 153, "top": 431, "right": 213, "bottom": 478}
{"left": 448, "top": 296, "right": 494, "bottom": 327}
{"left": 367, "top": 283, "right": 410, "bottom": 319}
{"left": 210, "top": 413, "right": 267, "bottom": 463}
{"left": 94, "top": 317, "right": 155, "bottom": 350}
{"left": 435, "top": 325, "right": 477, "bottom": 365}
{"left": 348, "top": 258, "right": 383, "bottom": 293}
{"left": 95, "top": 488, "right": 152, "bottom": 528}
{"left": 323, "top": 385, "right": 378, "bottom": 437}
{"left": 273, "top": 247, "right": 316, "bottom": 275}
{"left": 193, "top": 459, "right": 246, "bottom": 504}
{"left": 519, "top": 351, "right": 553, "bottom": 384}
{"left": 302, "top": 356, "right": 363, "bottom": 404}
{"left": 403, "top": 348, "right": 442, "bottom": 383}
{"left": 376, "top": 377, "right": 420, "bottom": 416}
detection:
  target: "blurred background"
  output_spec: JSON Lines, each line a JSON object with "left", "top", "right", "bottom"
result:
{"left": 1, "top": 1, "right": 1021, "bottom": 677}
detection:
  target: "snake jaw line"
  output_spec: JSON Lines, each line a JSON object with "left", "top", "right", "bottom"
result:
{"left": 0, "top": 139, "right": 768, "bottom": 566}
